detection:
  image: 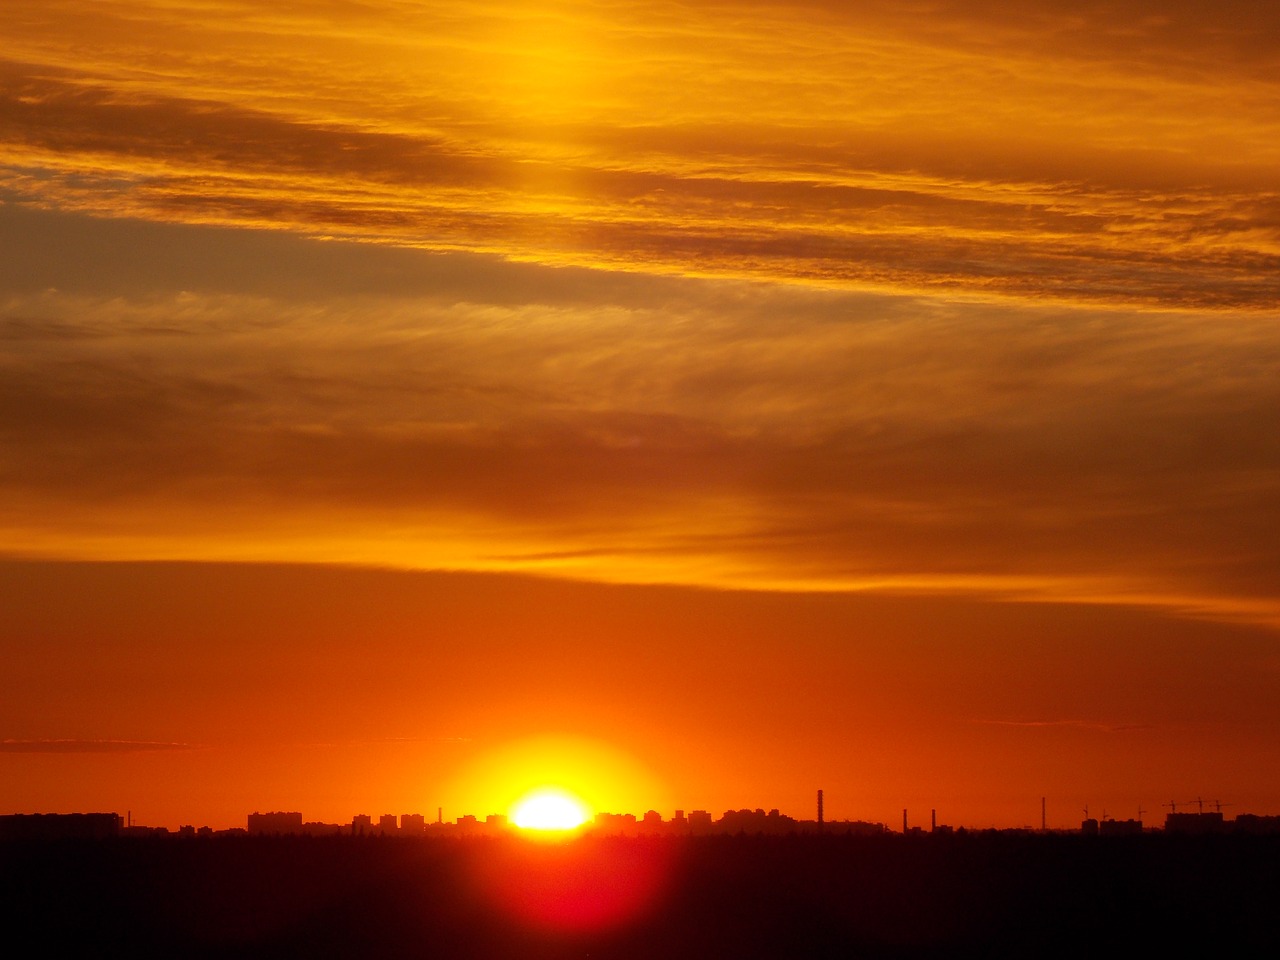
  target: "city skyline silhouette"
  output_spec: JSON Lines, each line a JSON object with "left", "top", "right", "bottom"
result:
{"left": 5, "top": 805, "right": 1280, "bottom": 957}
{"left": 8, "top": 793, "right": 1280, "bottom": 841}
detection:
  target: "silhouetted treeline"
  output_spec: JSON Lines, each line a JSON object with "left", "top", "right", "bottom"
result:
{"left": 2, "top": 832, "right": 1277, "bottom": 958}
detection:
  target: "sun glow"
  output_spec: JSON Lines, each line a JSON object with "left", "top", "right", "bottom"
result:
{"left": 511, "top": 788, "right": 590, "bottom": 832}
{"left": 444, "top": 735, "right": 671, "bottom": 825}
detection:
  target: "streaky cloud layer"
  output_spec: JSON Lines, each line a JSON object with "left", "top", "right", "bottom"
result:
{"left": 2, "top": 205, "right": 1278, "bottom": 625}
{"left": 1, "top": 0, "right": 1277, "bottom": 307}
{"left": 0, "top": 738, "right": 194, "bottom": 753}
{"left": 1, "top": 1, "right": 1278, "bottom": 628}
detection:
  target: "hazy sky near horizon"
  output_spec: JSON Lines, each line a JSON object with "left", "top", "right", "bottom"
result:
{"left": 2, "top": 0, "right": 1278, "bottom": 827}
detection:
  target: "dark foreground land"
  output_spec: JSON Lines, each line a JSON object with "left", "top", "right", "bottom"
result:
{"left": 3, "top": 832, "right": 1278, "bottom": 958}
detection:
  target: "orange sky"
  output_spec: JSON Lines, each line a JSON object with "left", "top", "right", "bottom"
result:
{"left": 2, "top": 1, "right": 1278, "bottom": 829}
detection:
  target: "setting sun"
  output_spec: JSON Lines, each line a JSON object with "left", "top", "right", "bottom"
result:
{"left": 446, "top": 736, "right": 670, "bottom": 826}
{"left": 511, "top": 788, "right": 590, "bottom": 832}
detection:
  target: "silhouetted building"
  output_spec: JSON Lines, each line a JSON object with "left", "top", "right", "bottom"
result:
{"left": 719, "top": 808, "right": 797, "bottom": 835}
{"left": 688, "top": 810, "right": 713, "bottom": 835}
{"left": 247, "top": 811, "right": 303, "bottom": 835}
{"left": 1233, "top": 814, "right": 1280, "bottom": 835}
{"left": 123, "top": 824, "right": 169, "bottom": 836}
{"left": 827, "top": 820, "right": 887, "bottom": 836}
{"left": 1165, "top": 812, "right": 1225, "bottom": 835}
{"left": 1099, "top": 818, "right": 1143, "bottom": 836}
{"left": 377, "top": 814, "right": 398, "bottom": 835}
{"left": 401, "top": 814, "right": 425, "bottom": 836}
{"left": 0, "top": 813, "right": 122, "bottom": 841}
{"left": 593, "top": 812, "right": 639, "bottom": 836}
{"left": 1081, "top": 818, "right": 1099, "bottom": 836}
{"left": 351, "top": 814, "right": 372, "bottom": 836}
{"left": 301, "top": 821, "right": 343, "bottom": 836}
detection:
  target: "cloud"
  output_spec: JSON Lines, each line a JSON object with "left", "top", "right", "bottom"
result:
{"left": 1, "top": 3, "right": 1278, "bottom": 626}
{"left": 1, "top": 265, "right": 1278, "bottom": 624}
{"left": 0, "top": 738, "right": 195, "bottom": 753}
{"left": 971, "top": 719, "right": 1151, "bottom": 734}
{"left": 2, "top": 0, "right": 1278, "bottom": 310}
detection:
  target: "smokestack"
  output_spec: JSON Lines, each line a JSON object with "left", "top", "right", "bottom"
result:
{"left": 437, "top": 807, "right": 442, "bottom": 825}
{"left": 817, "top": 789, "right": 824, "bottom": 826}
{"left": 931, "top": 809, "right": 936, "bottom": 832}
{"left": 903, "top": 808, "right": 908, "bottom": 833}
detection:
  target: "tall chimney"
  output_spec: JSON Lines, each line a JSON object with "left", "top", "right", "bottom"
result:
{"left": 903, "top": 808, "right": 908, "bottom": 833}
{"left": 931, "top": 809, "right": 936, "bottom": 832}
{"left": 817, "top": 789, "right": 824, "bottom": 826}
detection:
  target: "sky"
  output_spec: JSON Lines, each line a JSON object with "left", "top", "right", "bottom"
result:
{"left": 2, "top": 0, "right": 1278, "bottom": 830}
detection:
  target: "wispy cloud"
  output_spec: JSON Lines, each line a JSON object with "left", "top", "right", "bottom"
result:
{"left": 1, "top": 245, "right": 1277, "bottom": 625}
{"left": 1, "top": 3, "right": 1278, "bottom": 628}
{"left": 972, "top": 719, "right": 1151, "bottom": 734}
{"left": 0, "top": 738, "right": 196, "bottom": 753}
{"left": 2, "top": 2, "right": 1277, "bottom": 308}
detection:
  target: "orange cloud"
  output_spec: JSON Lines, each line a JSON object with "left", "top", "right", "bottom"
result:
{"left": 1, "top": 3, "right": 1278, "bottom": 628}
{"left": 2, "top": 201, "right": 1278, "bottom": 626}
{"left": 2, "top": 2, "right": 1277, "bottom": 307}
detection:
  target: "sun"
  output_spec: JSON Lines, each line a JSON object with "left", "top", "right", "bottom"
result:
{"left": 511, "top": 787, "right": 591, "bottom": 832}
